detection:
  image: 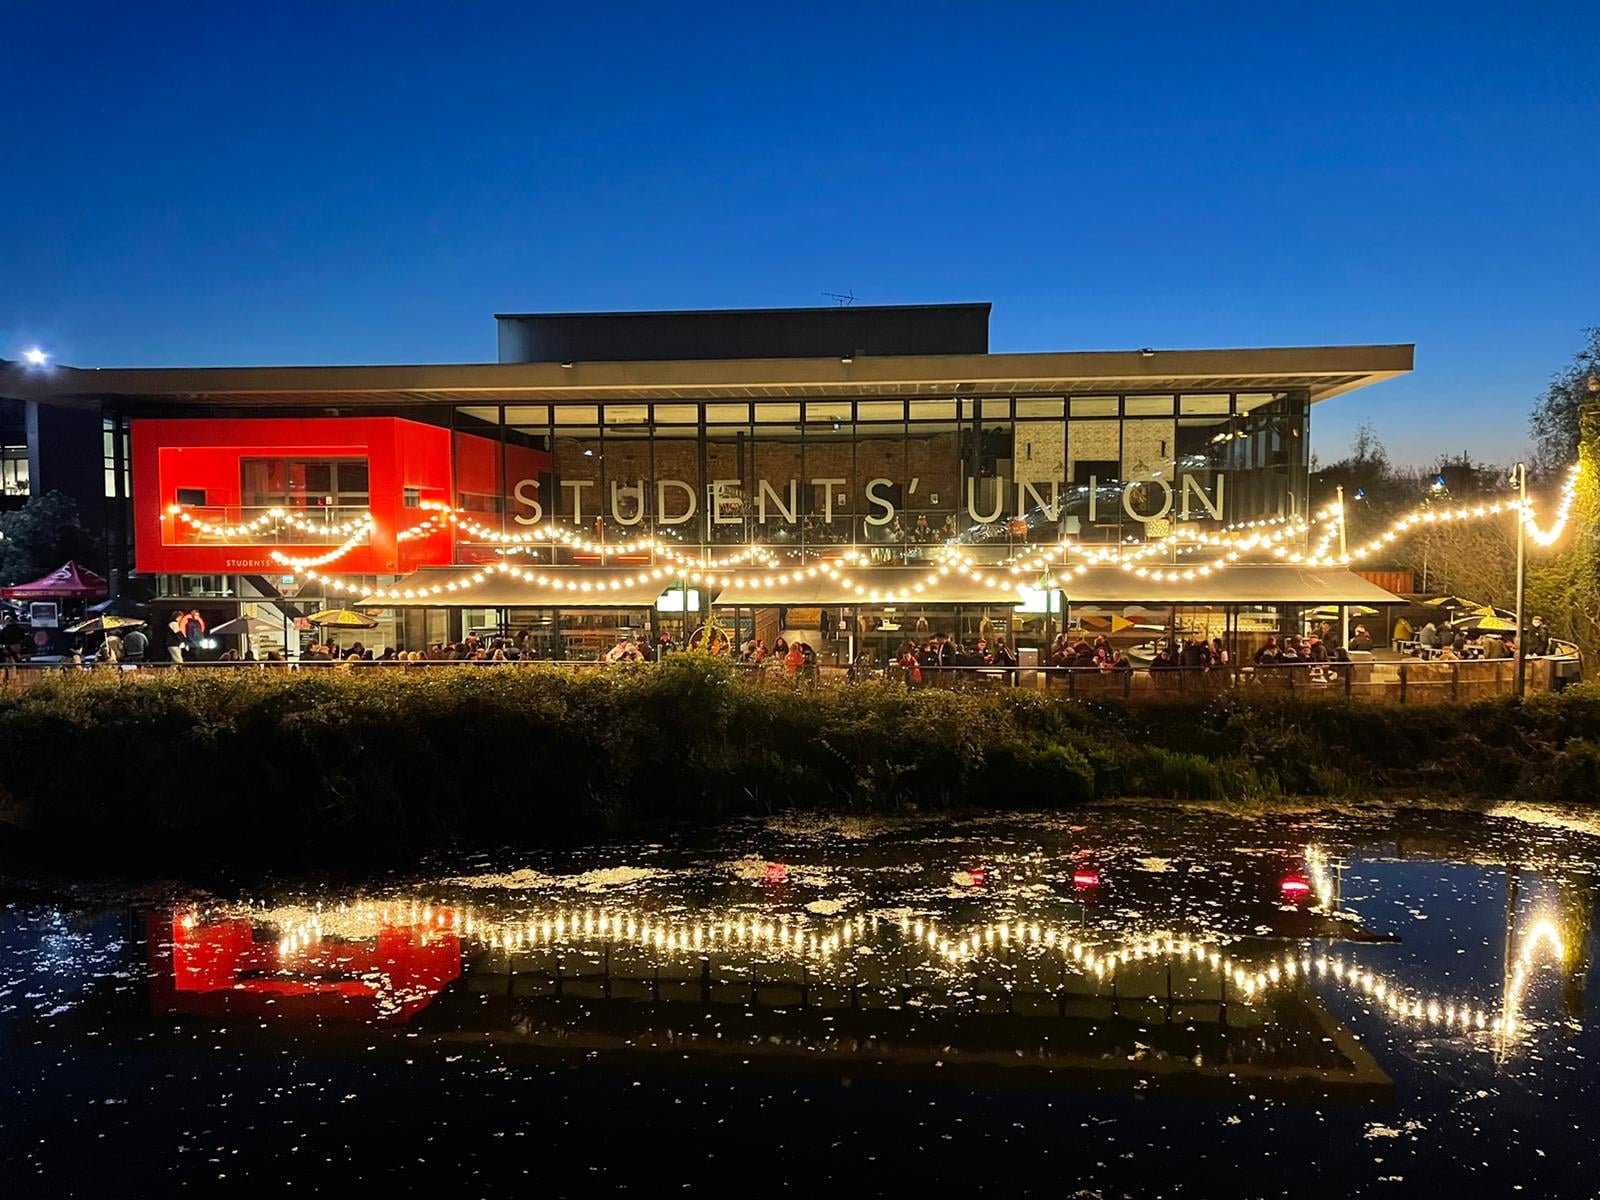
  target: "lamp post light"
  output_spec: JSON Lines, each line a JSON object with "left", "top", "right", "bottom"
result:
{"left": 1336, "top": 484, "right": 1350, "bottom": 649}
{"left": 1512, "top": 461, "right": 1528, "bottom": 698}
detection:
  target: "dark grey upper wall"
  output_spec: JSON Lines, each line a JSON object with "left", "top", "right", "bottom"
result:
{"left": 495, "top": 303, "right": 991, "bottom": 364}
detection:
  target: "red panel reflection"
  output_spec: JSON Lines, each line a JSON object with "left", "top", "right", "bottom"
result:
{"left": 148, "top": 908, "right": 462, "bottom": 1022}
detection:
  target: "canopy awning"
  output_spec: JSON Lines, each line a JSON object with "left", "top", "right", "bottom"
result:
{"left": 715, "top": 565, "right": 1027, "bottom": 606}
{"left": 1058, "top": 564, "right": 1405, "bottom": 606}
{"left": 2, "top": 560, "right": 109, "bottom": 600}
{"left": 359, "top": 566, "right": 683, "bottom": 607}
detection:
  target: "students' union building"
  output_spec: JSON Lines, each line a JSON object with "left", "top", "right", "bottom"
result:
{"left": 3, "top": 303, "right": 1411, "bottom": 661}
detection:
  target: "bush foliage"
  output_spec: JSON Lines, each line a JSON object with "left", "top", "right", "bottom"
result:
{"left": 1, "top": 659, "right": 1596, "bottom": 853}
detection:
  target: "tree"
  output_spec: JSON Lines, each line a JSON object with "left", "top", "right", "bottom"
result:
{"left": 1388, "top": 453, "right": 1517, "bottom": 603}
{"left": 1525, "top": 401, "right": 1600, "bottom": 656}
{"left": 1313, "top": 422, "right": 1396, "bottom": 504}
{"left": 1529, "top": 327, "right": 1600, "bottom": 476}
{"left": 0, "top": 491, "right": 102, "bottom": 589}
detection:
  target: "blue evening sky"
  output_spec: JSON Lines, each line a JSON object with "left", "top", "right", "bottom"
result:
{"left": 4, "top": 2, "right": 1597, "bottom": 466}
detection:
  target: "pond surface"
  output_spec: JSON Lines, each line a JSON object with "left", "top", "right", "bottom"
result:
{"left": 2, "top": 802, "right": 1597, "bottom": 1196}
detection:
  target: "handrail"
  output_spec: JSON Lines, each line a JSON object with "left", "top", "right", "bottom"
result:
{"left": 0, "top": 653, "right": 1574, "bottom": 704}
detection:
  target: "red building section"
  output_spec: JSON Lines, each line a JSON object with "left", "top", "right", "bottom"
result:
{"left": 130, "top": 416, "right": 550, "bottom": 576}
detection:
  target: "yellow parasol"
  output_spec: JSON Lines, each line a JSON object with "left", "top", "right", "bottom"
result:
{"left": 305, "top": 608, "right": 380, "bottom": 629}
{"left": 66, "top": 615, "right": 147, "bottom": 634}
{"left": 1308, "top": 604, "right": 1378, "bottom": 620}
{"left": 1450, "top": 613, "right": 1519, "bottom": 633}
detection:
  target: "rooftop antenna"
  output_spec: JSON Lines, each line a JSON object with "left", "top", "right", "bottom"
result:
{"left": 822, "top": 290, "right": 855, "bottom": 307}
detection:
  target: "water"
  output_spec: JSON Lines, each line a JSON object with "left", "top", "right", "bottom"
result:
{"left": 2, "top": 802, "right": 1597, "bottom": 1196}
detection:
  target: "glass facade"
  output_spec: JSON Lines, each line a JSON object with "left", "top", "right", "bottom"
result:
{"left": 443, "top": 390, "right": 1309, "bottom": 559}
{"left": 127, "top": 389, "right": 1314, "bottom": 662}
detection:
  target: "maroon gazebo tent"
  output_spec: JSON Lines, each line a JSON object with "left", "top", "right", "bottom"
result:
{"left": 1, "top": 560, "right": 110, "bottom": 601}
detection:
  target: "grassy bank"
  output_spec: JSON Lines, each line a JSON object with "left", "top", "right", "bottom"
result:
{"left": 0, "top": 658, "right": 1596, "bottom": 855}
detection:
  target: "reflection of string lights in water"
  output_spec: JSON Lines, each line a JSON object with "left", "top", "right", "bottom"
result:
{"left": 184, "top": 876, "right": 1569, "bottom": 1046}
{"left": 1502, "top": 918, "right": 1566, "bottom": 1037}
{"left": 1302, "top": 844, "right": 1569, "bottom": 1040}
{"left": 1306, "top": 844, "right": 1337, "bottom": 910}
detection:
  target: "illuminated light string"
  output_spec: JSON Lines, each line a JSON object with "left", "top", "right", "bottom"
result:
{"left": 1301, "top": 463, "right": 1582, "bottom": 566}
{"left": 313, "top": 529, "right": 1315, "bottom": 606}
{"left": 1519, "top": 461, "right": 1581, "bottom": 547}
{"left": 170, "top": 505, "right": 375, "bottom": 540}
{"left": 176, "top": 500, "right": 1305, "bottom": 576}
{"left": 182, "top": 463, "right": 1583, "bottom": 604}
{"left": 269, "top": 517, "right": 377, "bottom": 570}
{"left": 171, "top": 502, "right": 1309, "bottom": 602}
{"left": 218, "top": 891, "right": 1564, "bottom": 1041}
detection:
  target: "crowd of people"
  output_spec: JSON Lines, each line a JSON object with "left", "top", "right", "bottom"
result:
{"left": 1399, "top": 615, "right": 1550, "bottom": 661}
{"left": 603, "top": 632, "right": 678, "bottom": 663}
{"left": 886, "top": 633, "right": 1022, "bottom": 685}
{"left": 1048, "top": 633, "right": 1137, "bottom": 673}
{"left": 735, "top": 636, "right": 821, "bottom": 672}
{"left": 883, "top": 514, "right": 959, "bottom": 545}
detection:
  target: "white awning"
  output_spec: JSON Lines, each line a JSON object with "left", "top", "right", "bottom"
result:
{"left": 1058, "top": 564, "right": 1404, "bottom": 606}
{"left": 715, "top": 565, "right": 1027, "bottom": 606}
{"left": 360, "top": 565, "right": 688, "bottom": 607}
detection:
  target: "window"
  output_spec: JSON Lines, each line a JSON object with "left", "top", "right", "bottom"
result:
{"left": 403, "top": 487, "right": 422, "bottom": 508}
{"left": 176, "top": 488, "right": 208, "bottom": 507}
{"left": 1124, "top": 395, "right": 1174, "bottom": 416}
{"left": 241, "top": 458, "right": 370, "bottom": 510}
{"left": 102, "top": 417, "right": 130, "bottom": 500}
{"left": 1, "top": 445, "right": 31, "bottom": 496}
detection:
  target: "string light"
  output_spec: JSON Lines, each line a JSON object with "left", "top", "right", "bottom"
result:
{"left": 175, "top": 461, "right": 1584, "bottom": 606}
{"left": 1522, "top": 463, "right": 1582, "bottom": 547}
{"left": 269, "top": 517, "right": 376, "bottom": 569}
{"left": 190, "top": 883, "right": 1569, "bottom": 1046}
{"left": 1301, "top": 463, "right": 1581, "bottom": 565}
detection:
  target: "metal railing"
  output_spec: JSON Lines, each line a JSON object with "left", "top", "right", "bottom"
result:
{"left": 0, "top": 653, "right": 1575, "bottom": 703}
{"left": 165, "top": 504, "right": 373, "bottom": 546}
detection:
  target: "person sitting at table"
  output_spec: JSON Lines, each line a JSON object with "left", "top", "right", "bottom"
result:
{"left": 1348, "top": 625, "right": 1373, "bottom": 652}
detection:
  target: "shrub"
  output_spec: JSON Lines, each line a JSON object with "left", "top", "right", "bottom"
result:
{"left": 1, "top": 663, "right": 1597, "bottom": 860}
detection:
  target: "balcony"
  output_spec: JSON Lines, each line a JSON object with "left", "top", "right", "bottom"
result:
{"left": 164, "top": 504, "right": 374, "bottom": 547}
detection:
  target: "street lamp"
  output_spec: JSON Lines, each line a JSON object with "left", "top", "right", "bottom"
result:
{"left": 1512, "top": 461, "right": 1528, "bottom": 698}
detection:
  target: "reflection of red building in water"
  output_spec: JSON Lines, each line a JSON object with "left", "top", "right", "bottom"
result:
{"left": 147, "top": 909, "right": 462, "bottom": 1022}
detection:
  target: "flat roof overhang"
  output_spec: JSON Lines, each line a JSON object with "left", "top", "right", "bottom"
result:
{"left": 355, "top": 562, "right": 1398, "bottom": 608}
{"left": 1058, "top": 564, "right": 1404, "bottom": 606}
{"left": 360, "top": 566, "right": 680, "bottom": 607}
{"left": 4, "top": 343, "right": 1412, "bottom": 409}
{"left": 715, "top": 567, "right": 1029, "bottom": 606}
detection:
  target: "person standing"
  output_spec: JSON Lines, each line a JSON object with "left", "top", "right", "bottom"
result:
{"left": 166, "top": 611, "right": 187, "bottom": 664}
{"left": 122, "top": 625, "right": 148, "bottom": 662}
